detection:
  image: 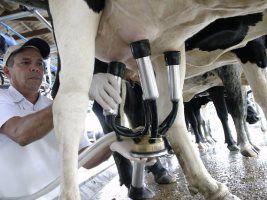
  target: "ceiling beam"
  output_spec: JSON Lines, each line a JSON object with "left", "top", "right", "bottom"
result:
{"left": 0, "top": 8, "right": 24, "bottom": 17}
{"left": 0, "top": 10, "right": 50, "bottom": 22}
{"left": 0, "top": 11, "right": 31, "bottom": 22}
{"left": 13, "top": 16, "right": 50, "bottom": 22}
{"left": 12, "top": 28, "right": 50, "bottom": 40}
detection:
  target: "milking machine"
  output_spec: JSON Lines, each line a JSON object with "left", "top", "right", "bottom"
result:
{"left": 104, "top": 39, "right": 181, "bottom": 199}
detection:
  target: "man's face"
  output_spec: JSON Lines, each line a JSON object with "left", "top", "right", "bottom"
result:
{"left": 4, "top": 48, "right": 45, "bottom": 94}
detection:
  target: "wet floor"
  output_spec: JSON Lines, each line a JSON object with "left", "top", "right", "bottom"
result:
{"left": 78, "top": 121, "right": 267, "bottom": 200}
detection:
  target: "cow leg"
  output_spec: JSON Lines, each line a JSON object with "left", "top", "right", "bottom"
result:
{"left": 243, "top": 119, "right": 260, "bottom": 152}
{"left": 200, "top": 111, "right": 216, "bottom": 145}
{"left": 242, "top": 63, "right": 267, "bottom": 125}
{"left": 216, "top": 65, "right": 258, "bottom": 157}
{"left": 48, "top": 1, "right": 101, "bottom": 199}
{"left": 195, "top": 109, "right": 206, "bottom": 140}
{"left": 201, "top": 106, "right": 217, "bottom": 144}
{"left": 184, "top": 102, "right": 205, "bottom": 145}
{"left": 195, "top": 108, "right": 215, "bottom": 149}
{"left": 242, "top": 87, "right": 261, "bottom": 151}
{"left": 208, "top": 86, "right": 238, "bottom": 151}
{"left": 155, "top": 46, "right": 238, "bottom": 199}
{"left": 168, "top": 101, "right": 237, "bottom": 199}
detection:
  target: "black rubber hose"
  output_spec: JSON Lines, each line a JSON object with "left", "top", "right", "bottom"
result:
{"left": 159, "top": 101, "right": 179, "bottom": 135}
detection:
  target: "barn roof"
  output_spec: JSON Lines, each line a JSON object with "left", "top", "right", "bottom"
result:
{"left": 0, "top": 0, "right": 57, "bottom": 67}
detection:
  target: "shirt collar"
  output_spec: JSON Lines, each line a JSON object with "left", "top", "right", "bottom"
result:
{"left": 8, "top": 85, "right": 25, "bottom": 103}
{"left": 8, "top": 85, "right": 41, "bottom": 104}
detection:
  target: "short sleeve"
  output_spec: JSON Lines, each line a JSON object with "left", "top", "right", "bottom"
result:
{"left": 0, "top": 98, "right": 19, "bottom": 128}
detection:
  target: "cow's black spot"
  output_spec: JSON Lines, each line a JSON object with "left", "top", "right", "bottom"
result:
{"left": 232, "top": 36, "right": 267, "bottom": 68}
{"left": 186, "top": 13, "right": 263, "bottom": 51}
{"left": 84, "top": 0, "right": 105, "bottom": 13}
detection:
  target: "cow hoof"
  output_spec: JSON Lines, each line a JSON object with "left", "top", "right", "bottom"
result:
{"left": 206, "top": 136, "right": 216, "bottom": 145}
{"left": 227, "top": 144, "right": 239, "bottom": 151}
{"left": 188, "top": 186, "right": 199, "bottom": 195}
{"left": 208, "top": 182, "right": 240, "bottom": 200}
{"left": 198, "top": 142, "right": 207, "bottom": 150}
{"left": 128, "top": 185, "right": 155, "bottom": 200}
{"left": 241, "top": 149, "right": 258, "bottom": 157}
{"left": 240, "top": 144, "right": 259, "bottom": 157}
{"left": 211, "top": 193, "right": 240, "bottom": 200}
{"left": 252, "top": 144, "right": 260, "bottom": 152}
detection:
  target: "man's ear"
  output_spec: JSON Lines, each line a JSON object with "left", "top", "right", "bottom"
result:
{"left": 3, "top": 66, "right": 11, "bottom": 79}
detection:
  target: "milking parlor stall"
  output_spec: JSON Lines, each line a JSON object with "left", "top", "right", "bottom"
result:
{"left": 1, "top": 1, "right": 267, "bottom": 200}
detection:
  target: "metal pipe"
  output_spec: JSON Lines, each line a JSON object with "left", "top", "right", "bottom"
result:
{"left": 0, "top": 22, "right": 58, "bottom": 72}
{"left": 27, "top": 8, "right": 53, "bottom": 32}
{"left": 50, "top": 44, "right": 58, "bottom": 54}
{"left": 0, "top": 11, "right": 31, "bottom": 22}
{"left": 0, "top": 22, "right": 27, "bottom": 41}
{"left": 132, "top": 162, "right": 146, "bottom": 188}
{"left": 130, "top": 40, "right": 159, "bottom": 100}
{"left": 167, "top": 64, "right": 180, "bottom": 101}
{"left": 164, "top": 51, "right": 181, "bottom": 102}
{"left": 136, "top": 57, "right": 159, "bottom": 100}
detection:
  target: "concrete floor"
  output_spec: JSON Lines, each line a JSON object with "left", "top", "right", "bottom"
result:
{"left": 78, "top": 121, "right": 267, "bottom": 200}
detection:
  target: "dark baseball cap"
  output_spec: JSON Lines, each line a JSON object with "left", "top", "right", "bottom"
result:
{"left": 3, "top": 37, "right": 50, "bottom": 66}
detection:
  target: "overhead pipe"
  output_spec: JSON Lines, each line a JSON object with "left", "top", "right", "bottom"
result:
{"left": 0, "top": 23, "right": 57, "bottom": 72}
{"left": 26, "top": 7, "right": 53, "bottom": 32}
{"left": 0, "top": 7, "right": 52, "bottom": 33}
{"left": 0, "top": 32, "right": 17, "bottom": 46}
{"left": 0, "top": 7, "right": 56, "bottom": 71}
{"left": 0, "top": 11, "right": 32, "bottom": 22}
{"left": 0, "top": 22, "right": 27, "bottom": 41}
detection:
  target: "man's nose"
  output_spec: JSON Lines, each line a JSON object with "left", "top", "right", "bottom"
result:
{"left": 29, "top": 64, "right": 42, "bottom": 73}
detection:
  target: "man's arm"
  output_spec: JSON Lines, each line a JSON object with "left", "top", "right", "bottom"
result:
{"left": 0, "top": 105, "right": 53, "bottom": 146}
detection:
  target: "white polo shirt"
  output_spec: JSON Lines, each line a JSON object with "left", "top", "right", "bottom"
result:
{"left": 0, "top": 86, "right": 91, "bottom": 198}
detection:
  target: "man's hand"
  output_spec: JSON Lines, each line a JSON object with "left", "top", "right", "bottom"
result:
{"left": 89, "top": 73, "right": 122, "bottom": 110}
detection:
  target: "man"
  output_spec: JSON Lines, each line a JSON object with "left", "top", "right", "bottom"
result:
{"left": 0, "top": 38, "right": 120, "bottom": 197}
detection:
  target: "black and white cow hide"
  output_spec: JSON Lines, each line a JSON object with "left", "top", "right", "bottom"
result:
{"left": 47, "top": 0, "right": 267, "bottom": 199}
{"left": 181, "top": 13, "right": 267, "bottom": 157}
{"left": 183, "top": 13, "right": 267, "bottom": 132}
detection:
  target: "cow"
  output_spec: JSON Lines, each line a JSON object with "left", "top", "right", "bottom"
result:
{"left": 182, "top": 13, "right": 267, "bottom": 146}
{"left": 47, "top": 1, "right": 267, "bottom": 199}
{"left": 183, "top": 25, "right": 267, "bottom": 157}
{"left": 184, "top": 95, "right": 212, "bottom": 147}
{"left": 184, "top": 13, "right": 267, "bottom": 129}
{"left": 185, "top": 84, "right": 260, "bottom": 152}
{"left": 184, "top": 96, "right": 217, "bottom": 147}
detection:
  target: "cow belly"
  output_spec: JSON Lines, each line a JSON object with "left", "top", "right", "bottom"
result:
{"left": 183, "top": 74, "right": 223, "bottom": 102}
{"left": 95, "top": 0, "right": 267, "bottom": 69}
{"left": 186, "top": 51, "right": 239, "bottom": 78}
